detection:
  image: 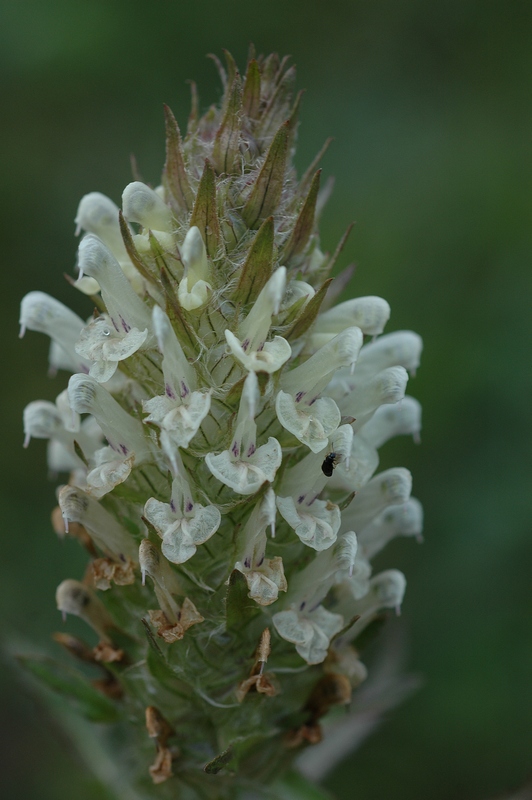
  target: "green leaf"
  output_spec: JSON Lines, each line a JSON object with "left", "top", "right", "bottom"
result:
{"left": 299, "top": 138, "right": 334, "bottom": 197}
{"left": 282, "top": 170, "right": 321, "bottom": 264}
{"left": 285, "top": 278, "right": 333, "bottom": 341}
{"left": 259, "top": 65, "right": 297, "bottom": 140}
{"left": 225, "top": 570, "right": 261, "bottom": 634}
{"left": 338, "top": 490, "right": 356, "bottom": 511}
{"left": 223, "top": 50, "right": 238, "bottom": 105}
{"left": 17, "top": 655, "right": 120, "bottom": 723}
{"left": 186, "top": 80, "right": 199, "bottom": 136}
{"left": 207, "top": 52, "right": 227, "bottom": 89}
{"left": 203, "top": 745, "right": 234, "bottom": 775}
{"left": 162, "top": 105, "right": 194, "bottom": 214}
{"left": 212, "top": 73, "right": 243, "bottom": 176}
{"left": 142, "top": 624, "right": 191, "bottom": 700}
{"left": 160, "top": 266, "right": 201, "bottom": 356}
{"left": 233, "top": 216, "right": 274, "bottom": 305}
{"left": 260, "top": 52, "right": 281, "bottom": 95}
{"left": 148, "top": 229, "right": 181, "bottom": 283}
{"left": 73, "top": 439, "right": 89, "bottom": 468}
{"left": 323, "top": 222, "right": 355, "bottom": 275}
{"left": 190, "top": 159, "right": 223, "bottom": 258}
{"left": 241, "top": 121, "right": 290, "bottom": 229}
{"left": 287, "top": 89, "right": 305, "bottom": 154}
{"left": 242, "top": 59, "right": 261, "bottom": 120}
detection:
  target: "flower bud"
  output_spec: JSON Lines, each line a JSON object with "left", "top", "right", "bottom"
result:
{"left": 75, "top": 192, "right": 129, "bottom": 261}
{"left": 77, "top": 234, "right": 152, "bottom": 334}
{"left": 122, "top": 182, "right": 174, "bottom": 231}
{"left": 56, "top": 579, "right": 115, "bottom": 640}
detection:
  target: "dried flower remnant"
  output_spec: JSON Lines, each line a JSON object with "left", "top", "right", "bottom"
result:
{"left": 20, "top": 50, "right": 423, "bottom": 796}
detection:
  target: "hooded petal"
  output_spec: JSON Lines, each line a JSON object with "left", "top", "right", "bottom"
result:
{"left": 276, "top": 495, "right": 341, "bottom": 551}
{"left": 206, "top": 437, "right": 282, "bottom": 495}
{"left": 275, "top": 391, "right": 340, "bottom": 453}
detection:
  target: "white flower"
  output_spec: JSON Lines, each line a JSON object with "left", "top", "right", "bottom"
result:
{"left": 75, "top": 314, "right": 148, "bottom": 383}
{"left": 122, "top": 182, "right": 174, "bottom": 231}
{"left": 272, "top": 605, "right": 344, "bottom": 665}
{"left": 357, "top": 498, "right": 423, "bottom": 560}
{"left": 234, "top": 490, "right": 287, "bottom": 606}
{"left": 275, "top": 391, "right": 340, "bottom": 454}
{"left": 177, "top": 226, "right": 213, "bottom": 311}
{"left": 340, "top": 467, "right": 413, "bottom": 532}
{"left": 276, "top": 327, "right": 362, "bottom": 451}
{"left": 19, "top": 291, "right": 89, "bottom": 374}
{"left": 224, "top": 268, "right": 292, "bottom": 374}
{"left": 144, "top": 465, "right": 221, "bottom": 565}
{"left": 75, "top": 192, "right": 130, "bottom": 264}
{"left": 276, "top": 495, "right": 341, "bottom": 551}
{"left": 206, "top": 371, "right": 282, "bottom": 495}
{"left": 58, "top": 484, "right": 138, "bottom": 560}
{"left": 225, "top": 330, "right": 291, "bottom": 375}
{"left": 142, "top": 305, "right": 210, "bottom": 466}
{"left": 336, "top": 569, "right": 407, "bottom": 644}
{"left": 235, "top": 556, "right": 287, "bottom": 606}
{"left": 85, "top": 445, "right": 136, "bottom": 498}
{"left": 77, "top": 234, "right": 153, "bottom": 336}
{"left": 310, "top": 295, "right": 391, "bottom": 344}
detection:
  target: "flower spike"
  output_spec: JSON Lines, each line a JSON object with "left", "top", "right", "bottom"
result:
{"left": 21, "top": 51, "right": 424, "bottom": 793}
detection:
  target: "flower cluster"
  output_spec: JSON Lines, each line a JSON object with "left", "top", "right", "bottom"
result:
{"left": 21, "top": 51, "right": 422, "bottom": 793}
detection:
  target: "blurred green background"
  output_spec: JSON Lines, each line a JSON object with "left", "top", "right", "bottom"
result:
{"left": 1, "top": 0, "right": 531, "bottom": 798}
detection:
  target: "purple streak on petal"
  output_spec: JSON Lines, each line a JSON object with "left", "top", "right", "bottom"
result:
{"left": 165, "top": 383, "right": 177, "bottom": 400}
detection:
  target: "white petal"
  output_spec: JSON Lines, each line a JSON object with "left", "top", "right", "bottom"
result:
{"left": 122, "top": 181, "right": 173, "bottom": 231}
{"left": 315, "top": 296, "right": 391, "bottom": 337}
{"left": 89, "top": 359, "right": 118, "bottom": 383}
{"left": 145, "top": 497, "right": 220, "bottom": 565}
{"left": 276, "top": 495, "right": 340, "bottom": 551}
{"left": 143, "top": 390, "right": 211, "bottom": 449}
{"left": 273, "top": 606, "right": 343, "bottom": 665}
{"left": 86, "top": 451, "right": 134, "bottom": 498}
{"left": 161, "top": 528, "right": 196, "bottom": 564}
{"left": 178, "top": 277, "right": 212, "bottom": 311}
{"left": 144, "top": 497, "right": 178, "bottom": 537}
{"left": 275, "top": 391, "right": 340, "bottom": 453}
{"left": 206, "top": 438, "right": 282, "bottom": 495}
{"left": 225, "top": 330, "right": 291, "bottom": 374}
{"left": 330, "top": 435, "right": 379, "bottom": 492}
{"left": 236, "top": 556, "right": 287, "bottom": 606}
{"left": 182, "top": 504, "right": 221, "bottom": 546}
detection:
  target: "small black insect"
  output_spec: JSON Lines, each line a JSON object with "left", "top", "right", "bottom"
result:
{"left": 321, "top": 451, "right": 339, "bottom": 477}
